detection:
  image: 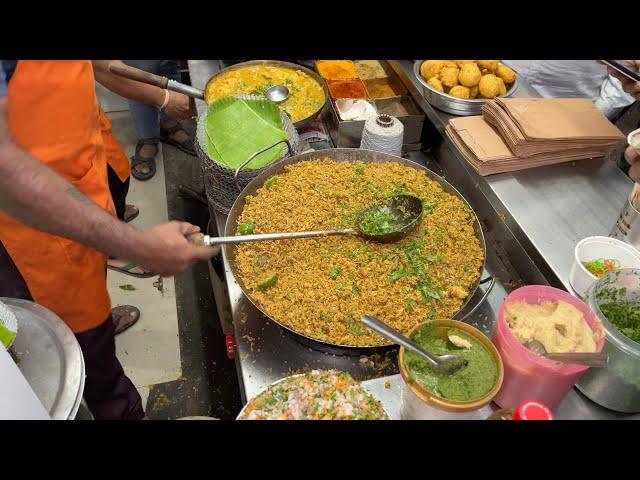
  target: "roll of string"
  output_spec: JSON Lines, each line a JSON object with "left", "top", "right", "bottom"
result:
{"left": 360, "top": 114, "right": 404, "bottom": 157}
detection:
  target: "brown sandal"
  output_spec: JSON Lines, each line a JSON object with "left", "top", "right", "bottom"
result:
{"left": 112, "top": 305, "right": 141, "bottom": 335}
{"left": 124, "top": 204, "right": 139, "bottom": 223}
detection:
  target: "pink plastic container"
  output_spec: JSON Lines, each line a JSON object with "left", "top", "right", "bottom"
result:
{"left": 492, "top": 285, "right": 605, "bottom": 410}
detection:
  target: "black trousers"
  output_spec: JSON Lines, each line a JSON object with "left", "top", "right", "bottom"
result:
{"left": 107, "top": 164, "right": 130, "bottom": 221}
{"left": 0, "top": 228, "right": 144, "bottom": 420}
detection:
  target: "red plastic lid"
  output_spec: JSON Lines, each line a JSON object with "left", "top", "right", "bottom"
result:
{"left": 512, "top": 400, "right": 554, "bottom": 420}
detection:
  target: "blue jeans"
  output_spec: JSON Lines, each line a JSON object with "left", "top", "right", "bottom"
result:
{"left": 123, "top": 60, "right": 181, "bottom": 139}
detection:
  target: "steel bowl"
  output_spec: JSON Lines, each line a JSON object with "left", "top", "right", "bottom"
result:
{"left": 413, "top": 61, "right": 519, "bottom": 116}
{"left": 224, "top": 148, "right": 488, "bottom": 351}
{"left": 576, "top": 268, "right": 640, "bottom": 413}
{"left": 203, "top": 60, "right": 329, "bottom": 129}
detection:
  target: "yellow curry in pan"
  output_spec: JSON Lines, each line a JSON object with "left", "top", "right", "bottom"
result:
{"left": 204, "top": 65, "right": 326, "bottom": 123}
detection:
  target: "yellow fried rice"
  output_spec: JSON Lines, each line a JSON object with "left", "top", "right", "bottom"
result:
{"left": 234, "top": 158, "right": 484, "bottom": 346}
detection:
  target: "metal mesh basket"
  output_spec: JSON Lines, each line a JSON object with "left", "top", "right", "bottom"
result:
{"left": 195, "top": 95, "right": 299, "bottom": 214}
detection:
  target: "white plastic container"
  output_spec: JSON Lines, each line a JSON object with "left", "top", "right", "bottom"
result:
{"left": 569, "top": 236, "right": 640, "bottom": 298}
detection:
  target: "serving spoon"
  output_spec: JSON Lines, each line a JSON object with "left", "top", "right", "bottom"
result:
{"left": 524, "top": 339, "right": 608, "bottom": 367}
{"left": 360, "top": 315, "right": 468, "bottom": 376}
{"left": 264, "top": 85, "right": 290, "bottom": 104}
{"left": 188, "top": 194, "right": 423, "bottom": 246}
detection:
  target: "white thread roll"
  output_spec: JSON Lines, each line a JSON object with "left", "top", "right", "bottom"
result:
{"left": 360, "top": 114, "right": 404, "bottom": 157}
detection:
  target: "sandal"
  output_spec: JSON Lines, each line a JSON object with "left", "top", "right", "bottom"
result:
{"left": 131, "top": 138, "right": 158, "bottom": 181}
{"left": 124, "top": 204, "right": 139, "bottom": 223}
{"left": 107, "top": 260, "right": 156, "bottom": 279}
{"left": 159, "top": 123, "right": 196, "bottom": 156}
{"left": 112, "top": 305, "right": 140, "bottom": 335}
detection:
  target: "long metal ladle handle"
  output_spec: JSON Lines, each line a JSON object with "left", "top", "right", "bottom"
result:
{"left": 360, "top": 315, "right": 440, "bottom": 368}
{"left": 544, "top": 352, "right": 609, "bottom": 367}
{"left": 108, "top": 61, "right": 205, "bottom": 100}
{"left": 187, "top": 228, "right": 356, "bottom": 246}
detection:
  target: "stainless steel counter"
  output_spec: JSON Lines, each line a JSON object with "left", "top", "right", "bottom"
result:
{"left": 187, "top": 60, "right": 638, "bottom": 419}
{"left": 390, "top": 60, "right": 633, "bottom": 292}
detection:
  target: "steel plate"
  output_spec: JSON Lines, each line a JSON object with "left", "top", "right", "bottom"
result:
{"left": 2, "top": 298, "right": 84, "bottom": 420}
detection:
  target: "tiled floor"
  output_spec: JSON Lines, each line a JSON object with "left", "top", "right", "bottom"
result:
{"left": 106, "top": 111, "right": 182, "bottom": 404}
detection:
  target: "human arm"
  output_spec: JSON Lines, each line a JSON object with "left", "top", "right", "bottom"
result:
{"left": 0, "top": 97, "right": 217, "bottom": 275}
{"left": 92, "top": 60, "right": 195, "bottom": 119}
{"left": 605, "top": 60, "right": 640, "bottom": 101}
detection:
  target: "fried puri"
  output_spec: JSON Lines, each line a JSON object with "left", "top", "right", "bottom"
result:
{"left": 458, "top": 63, "right": 482, "bottom": 87}
{"left": 496, "top": 63, "right": 516, "bottom": 84}
{"left": 427, "top": 77, "right": 445, "bottom": 92}
{"left": 449, "top": 85, "right": 471, "bottom": 98}
{"left": 478, "top": 74, "right": 500, "bottom": 98}
{"left": 439, "top": 66, "right": 460, "bottom": 88}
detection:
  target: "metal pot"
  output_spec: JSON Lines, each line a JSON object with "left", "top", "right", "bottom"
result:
{"left": 576, "top": 268, "right": 640, "bottom": 412}
{"left": 224, "top": 148, "right": 492, "bottom": 352}
{"left": 412, "top": 61, "right": 518, "bottom": 116}
{"left": 109, "top": 60, "right": 329, "bottom": 129}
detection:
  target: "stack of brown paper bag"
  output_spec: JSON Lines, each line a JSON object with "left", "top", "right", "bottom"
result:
{"left": 445, "top": 98, "right": 625, "bottom": 176}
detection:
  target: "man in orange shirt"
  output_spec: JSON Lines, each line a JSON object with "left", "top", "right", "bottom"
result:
{"left": 0, "top": 60, "right": 218, "bottom": 419}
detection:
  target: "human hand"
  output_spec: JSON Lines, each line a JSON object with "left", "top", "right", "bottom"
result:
{"left": 625, "top": 145, "right": 640, "bottom": 183}
{"left": 162, "top": 91, "right": 196, "bottom": 119}
{"left": 606, "top": 60, "right": 640, "bottom": 100}
{"left": 133, "top": 221, "right": 219, "bottom": 277}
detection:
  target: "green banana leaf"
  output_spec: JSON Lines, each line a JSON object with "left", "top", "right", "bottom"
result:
{"left": 205, "top": 97, "right": 287, "bottom": 171}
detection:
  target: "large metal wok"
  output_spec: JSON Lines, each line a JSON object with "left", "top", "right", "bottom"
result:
{"left": 225, "top": 148, "right": 494, "bottom": 353}
{"left": 109, "top": 60, "right": 329, "bottom": 129}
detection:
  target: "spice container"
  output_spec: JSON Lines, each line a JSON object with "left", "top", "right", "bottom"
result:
{"left": 493, "top": 286, "right": 605, "bottom": 410}
{"left": 399, "top": 319, "right": 504, "bottom": 420}
{"left": 327, "top": 79, "right": 368, "bottom": 99}
{"left": 364, "top": 77, "right": 408, "bottom": 99}
{"left": 325, "top": 99, "right": 379, "bottom": 148}
{"left": 576, "top": 268, "right": 640, "bottom": 412}
{"left": 355, "top": 60, "right": 395, "bottom": 80}
{"left": 316, "top": 60, "right": 357, "bottom": 80}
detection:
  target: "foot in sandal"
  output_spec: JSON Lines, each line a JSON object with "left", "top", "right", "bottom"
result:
{"left": 112, "top": 305, "right": 140, "bottom": 335}
{"left": 131, "top": 138, "right": 159, "bottom": 181}
{"left": 124, "top": 204, "right": 139, "bottom": 223}
{"left": 107, "top": 258, "right": 156, "bottom": 278}
{"left": 159, "top": 119, "right": 196, "bottom": 156}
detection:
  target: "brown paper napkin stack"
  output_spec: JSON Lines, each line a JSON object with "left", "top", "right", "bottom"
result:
{"left": 445, "top": 98, "right": 625, "bottom": 176}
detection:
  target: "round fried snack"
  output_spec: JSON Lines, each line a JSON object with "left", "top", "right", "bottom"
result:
{"left": 479, "top": 74, "right": 500, "bottom": 98}
{"left": 421, "top": 60, "right": 444, "bottom": 80}
{"left": 459, "top": 63, "right": 482, "bottom": 87}
{"left": 469, "top": 85, "right": 479, "bottom": 98}
{"left": 442, "top": 60, "right": 458, "bottom": 69}
{"left": 477, "top": 60, "right": 499, "bottom": 72}
{"left": 449, "top": 85, "right": 471, "bottom": 98}
{"left": 439, "top": 66, "right": 460, "bottom": 88}
{"left": 455, "top": 60, "right": 476, "bottom": 67}
{"left": 496, "top": 63, "right": 516, "bottom": 84}
{"left": 427, "top": 76, "right": 445, "bottom": 92}
{"left": 496, "top": 77, "right": 507, "bottom": 96}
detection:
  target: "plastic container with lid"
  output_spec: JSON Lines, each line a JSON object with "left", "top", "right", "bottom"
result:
{"left": 399, "top": 319, "right": 504, "bottom": 420}
{"left": 576, "top": 268, "right": 640, "bottom": 412}
{"left": 492, "top": 286, "right": 605, "bottom": 410}
{"left": 487, "top": 400, "right": 554, "bottom": 420}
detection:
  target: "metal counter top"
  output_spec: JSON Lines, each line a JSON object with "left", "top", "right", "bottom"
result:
{"left": 391, "top": 60, "right": 633, "bottom": 292}
{"left": 187, "top": 60, "right": 638, "bottom": 419}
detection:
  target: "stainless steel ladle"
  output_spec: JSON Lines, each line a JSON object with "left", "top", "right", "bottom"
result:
{"left": 188, "top": 194, "right": 423, "bottom": 246}
{"left": 264, "top": 85, "right": 290, "bottom": 104}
